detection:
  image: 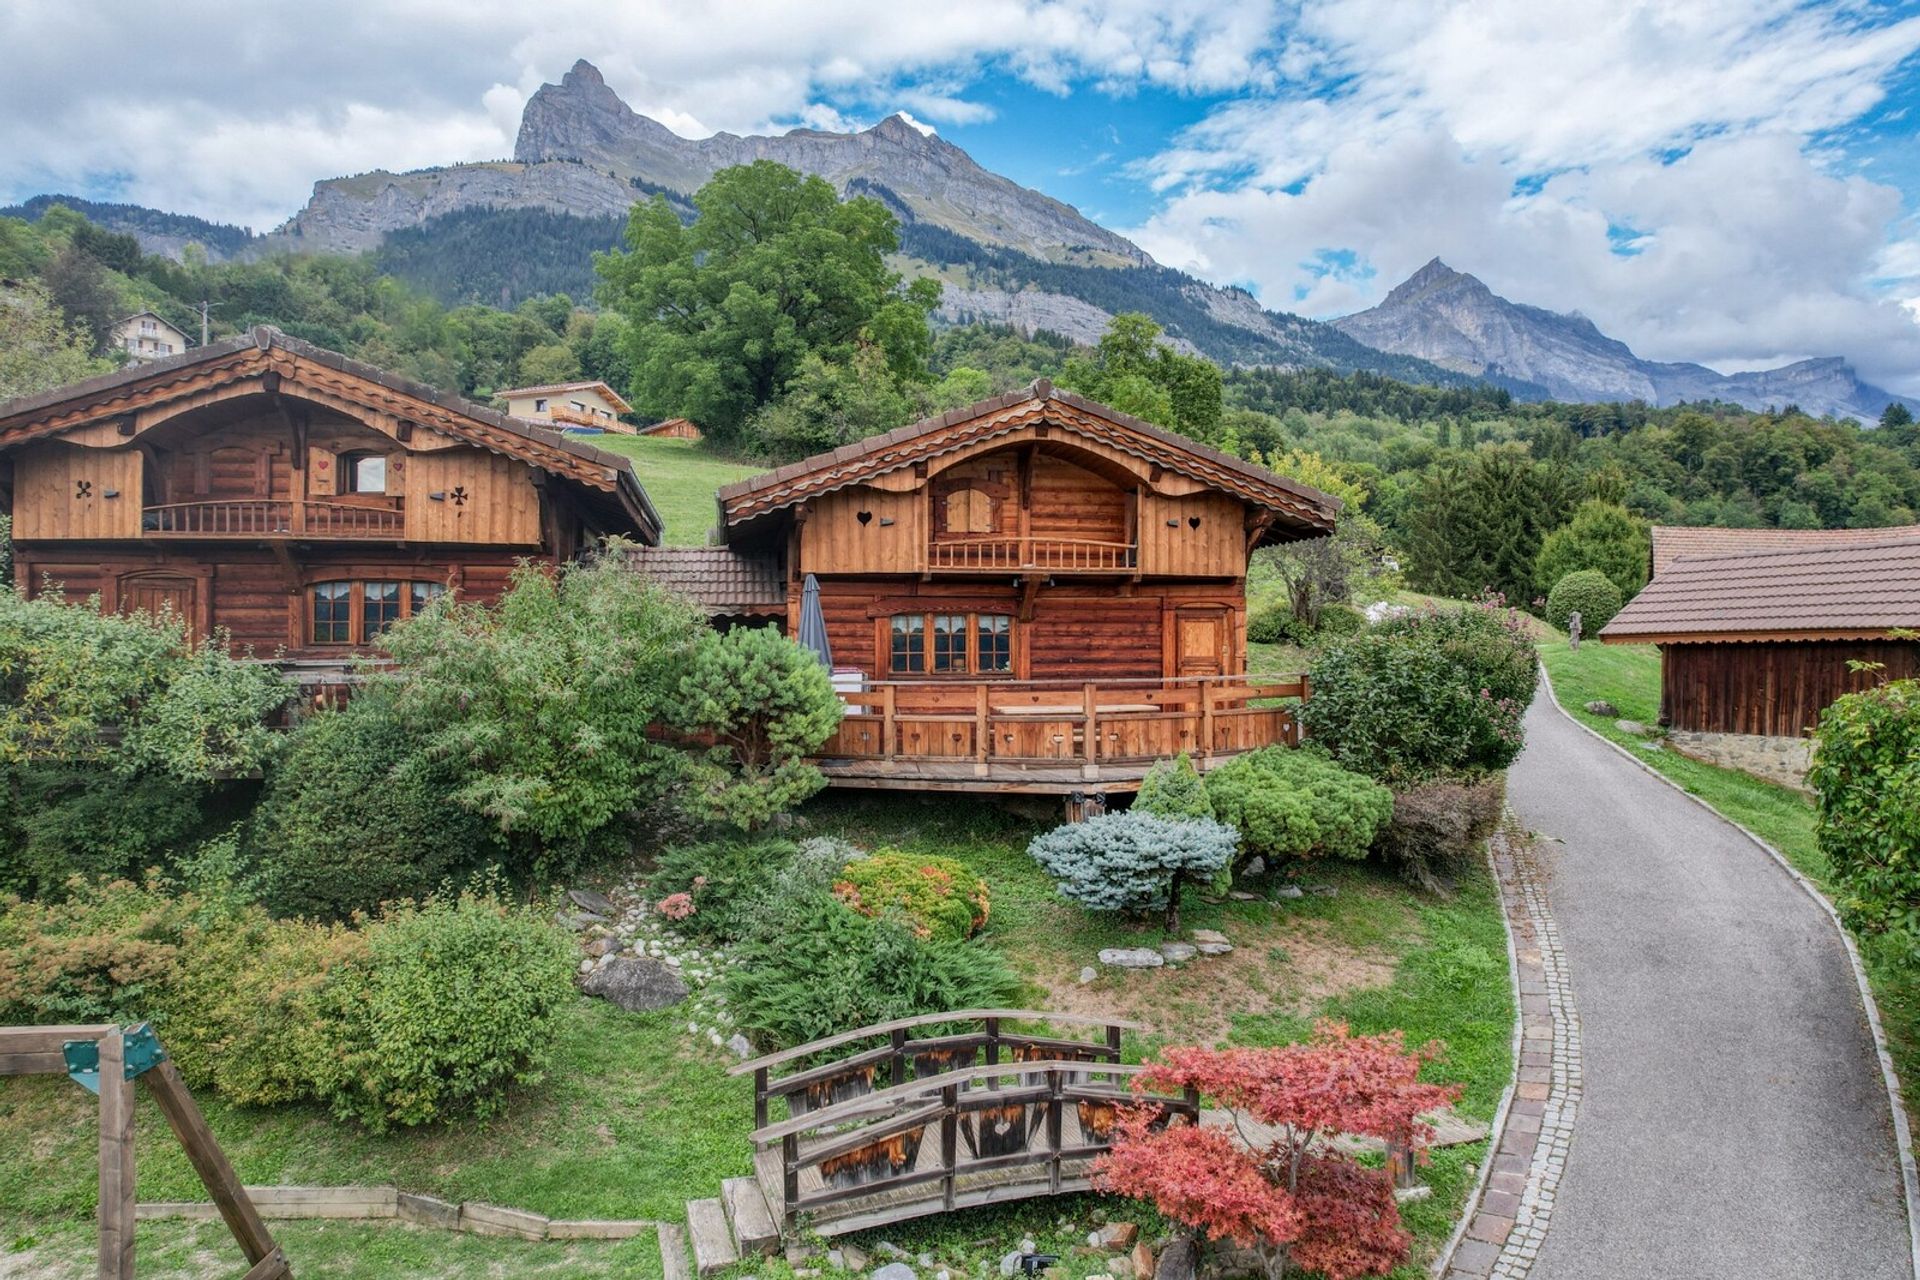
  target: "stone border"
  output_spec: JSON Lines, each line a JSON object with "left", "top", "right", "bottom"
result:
{"left": 1536, "top": 669, "right": 1920, "bottom": 1278}
{"left": 137, "top": 1186, "right": 660, "bottom": 1242}
{"left": 1432, "top": 824, "right": 1582, "bottom": 1280}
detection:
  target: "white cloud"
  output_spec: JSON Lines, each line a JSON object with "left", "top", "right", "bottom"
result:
{"left": 1126, "top": 0, "right": 1920, "bottom": 392}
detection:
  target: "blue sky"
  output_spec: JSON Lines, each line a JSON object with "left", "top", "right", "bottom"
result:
{"left": 5, "top": 1, "right": 1920, "bottom": 390}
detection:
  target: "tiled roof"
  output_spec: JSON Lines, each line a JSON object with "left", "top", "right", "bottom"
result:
{"left": 1602, "top": 538, "right": 1920, "bottom": 642}
{"left": 626, "top": 546, "right": 786, "bottom": 615}
{"left": 1651, "top": 524, "right": 1920, "bottom": 576}
{"left": 494, "top": 379, "right": 635, "bottom": 414}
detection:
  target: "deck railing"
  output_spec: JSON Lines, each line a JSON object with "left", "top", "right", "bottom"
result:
{"left": 816, "top": 674, "right": 1305, "bottom": 765}
{"left": 143, "top": 500, "right": 405, "bottom": 539}
{"left": 926, "top": 537, "right": 1136, "bottom": 573}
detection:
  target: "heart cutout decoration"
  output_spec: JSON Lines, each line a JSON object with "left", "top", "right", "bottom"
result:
{"left": 857, "top": 510, "right": 873, "bottom": 525}
{"left": 1187, "top": 516, "right": 1202, "bottom": 529}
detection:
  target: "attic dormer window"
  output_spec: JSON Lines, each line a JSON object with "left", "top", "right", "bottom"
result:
{"left": 341, "top": 452, "right": 386, "bottom": 494}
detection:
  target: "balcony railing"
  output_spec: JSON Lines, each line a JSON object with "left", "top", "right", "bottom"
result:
{"left": 816, "top": 674, "right": 1305, "bottom": 766}
{"left": 142, "top": 500, "right": 405, "bottom": 539}
{"left": 926, "top": 537, "right": 1136, "bottom": 574}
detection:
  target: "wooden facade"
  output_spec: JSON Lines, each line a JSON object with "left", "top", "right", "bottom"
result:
{"left": 707, "top": 381, "right": 1339, "bottom": 795}
{"left": 1658, "top": 640, "right": 1920, "bottom": 737}
{"left": 1, "top": 328, "right": 660, "bottom": 660}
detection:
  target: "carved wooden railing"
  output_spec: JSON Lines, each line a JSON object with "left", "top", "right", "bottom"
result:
{"left": 143, "top": 500, "right": 405, "bottom": 539}
{"left": 730, "top": 1011, "right": 1195, "bottom": 1228}
{"left": 926, "top": 537, "right": 1137, "bottom": 573}
{"left": 816, "top": 674, "right": 1306, "bottom": 765}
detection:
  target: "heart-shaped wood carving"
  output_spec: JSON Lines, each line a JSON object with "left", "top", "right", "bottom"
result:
{"left": 1188, "top": 516, "right": 1202, "bottom": 529}
{"left": 857, "top": 510, "right": 873, "bottom": 525}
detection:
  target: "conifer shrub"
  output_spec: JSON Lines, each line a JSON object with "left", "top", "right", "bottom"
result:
{"left": 1027, "top": 810, "right": 1237, "bottom": 930}
{"left": 1203, "top": 747, "right": 1394, "bottom": 865}
{"left": 833, "top": 850, "right": 990, "bottom": 941}
{"left": 650, "top": 837, "right": 803, "bottom": 943}
{"left": 1810, "top": 679, "right": 1920, "bottom": 961}
{"left": 1545, "top": 569, "right": 1624, "bottom": 634}
{"left": 1134, "top": 752, "right": 1213, "bottom": 820}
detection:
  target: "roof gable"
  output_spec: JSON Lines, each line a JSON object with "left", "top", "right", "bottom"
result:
{"left": 0, "top": 326, "right": 661, "bottom": 541}
{"left": 717, "top": 380, "right": 1339, "bottom": 539}
{"left": 1603, "top": 537, "right": 1920, "bottom": 643}
{"left": 1651, "top": 523, "right": 1920, "bottom": 576}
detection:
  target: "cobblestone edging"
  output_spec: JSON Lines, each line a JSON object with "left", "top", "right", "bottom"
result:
{"left": 1437, "top": 826, "right": 1582, "bottom": 1280}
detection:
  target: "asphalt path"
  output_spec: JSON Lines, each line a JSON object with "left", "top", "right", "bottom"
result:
{"left": 1507, "top": 693, "right": 1911, "bottom": 1280}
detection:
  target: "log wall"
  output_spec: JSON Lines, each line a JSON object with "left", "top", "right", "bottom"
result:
{"left": 1660, "top": 640, "right": 1920, "bottom": 737}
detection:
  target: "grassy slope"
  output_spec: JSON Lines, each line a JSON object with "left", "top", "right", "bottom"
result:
{"left": 1537, "top": 639, "right": 1919, "bottom": 1116}
{"left": 580, "top": 434, "right": 762, "bottom": 546}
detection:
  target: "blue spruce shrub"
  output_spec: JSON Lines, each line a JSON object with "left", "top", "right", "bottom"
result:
{"left": 1027, "top": 809, "right": 1237, "bottom": 931}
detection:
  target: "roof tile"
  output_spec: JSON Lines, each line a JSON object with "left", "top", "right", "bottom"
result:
{"left": 1651, "top": 524, "right": 1920, "bottom": 575}
{"left": 1603, "top": 538, "right": 1920, "bottom": 641}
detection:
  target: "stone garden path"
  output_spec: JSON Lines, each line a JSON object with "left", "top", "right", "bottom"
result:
{"left": 1500, "top": 692, "right": 1912, "bottom": 1280}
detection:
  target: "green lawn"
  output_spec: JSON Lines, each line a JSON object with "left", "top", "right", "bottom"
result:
{"left": 1537, "top": 639, "right": 1920, "bottom": 1117}
{"left": 2, "top": 793, "right": 1511, "bottom": 1280}
{"left": 575, "top": 433, "right": 762, "bottom": 546}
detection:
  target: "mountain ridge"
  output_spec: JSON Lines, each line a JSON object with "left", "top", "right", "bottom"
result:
{"left": 1335, "top": 258, "right": 1911, "bottom": 421}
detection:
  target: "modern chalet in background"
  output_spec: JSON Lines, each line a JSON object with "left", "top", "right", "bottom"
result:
{"left": 1604, "top": 531, "right": 1920, "bottom": 737}
{"left": 0, "top": 327, "right": 661, "bottom": 661}
{"left": 638, "top": 379, "right": 1341, "bottom": 801}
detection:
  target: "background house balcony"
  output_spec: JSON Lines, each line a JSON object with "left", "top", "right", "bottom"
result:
{"left": 142, "top": 500, "right": 406, "bottom": 539}
{"left": 813, "top": 674, "right": 1304, "bottom": 792}
{"left": 926, "top": 537, "right": 1137, "bottom": 574}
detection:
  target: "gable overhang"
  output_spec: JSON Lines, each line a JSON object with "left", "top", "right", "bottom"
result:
{"left": 0, "top": 327, "right": 662, "bottom": 544}
{"left": 715, "top": 383, "right": 1340, "bottom": 546}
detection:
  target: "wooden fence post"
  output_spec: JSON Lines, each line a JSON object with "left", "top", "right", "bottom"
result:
{"left": 1082, "top": 683, "right": 1098, "bottom": 764}
{"left": 144, "top": 1059, "right": 280, "bottom": 1268}
{"left": 1046, "top": 1068, "right": 1064, "bottom": 1193}
{"left": 940, "top": 1085, "right": 959, "bottom": 1211}
{"left": 753, "top": 1067, "right": 770, "bottom": 1130}
{"left": 1199, "top": 680, "right": 1215, "bottom": 757}
{"left": 97, "top": 1028, "right": 136, "bottom": 1280}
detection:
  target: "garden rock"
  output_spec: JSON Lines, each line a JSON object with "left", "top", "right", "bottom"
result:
{"left": 1196, "top": 941, "right": 1234, "bottom": 956}
{"left": 1157, "top": 942, "right": 1197, "bottom": 963}
{"left": 1078, "top": 966, "right": 1098, "bottom": 984}
{"left": 1583, "top": 700, "right": 1619, "bottom": 717}
{"left": 1099, "top": 947, "right": 1165, "bottom": 969}
{"left": 1154, "top": 1238, "right": 1197, "bottom": 1280}
{"left": 1241, "top": 856, "right": 1266, "bottom": 878}
{"left": 583, "top": 936, "right": 619, "bottom": 958}
{"left": 555, "top": 909, "right": 608, "bottom": 930}
{"left": 1274, "top": 885, "right": 1305, "bottom": 900}
{"left": 872, "top": 1264, "right": 917, "bottom": 1280}
{"left": 1190, "top": 929, "right": 1229, "bottom": 945}
{"left": 1094, "top": 1223, "right": 1138, "bottom": 1251}
{"left": 1616, "top": 719, "right": 1653, "bottom": 736}
{"left": 728, "top": 1033, "right": 754, "bottom": 1059}
{"left": 569, "top": 887, "right": 617, "bottom": 916}
{"left": 1000, "top": 1253, "right": 1023, "bottom": 1278}
{"left": 843, "top": 1245, "right": 871, "bottom": 1271}
{"left": 580, "top": 956, "right": 688, "bottom": 1012}
{"left": 1130, "top": 1243, "right": 1155, "bottom": 1279}
{"left": 1228, "top": 891, "right": 1261, "bottom": 901}
{"left": 1305, "top": 884, "right": 1338, "bottom": 897}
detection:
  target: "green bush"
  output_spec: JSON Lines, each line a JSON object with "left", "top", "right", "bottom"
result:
{"left": 1318, "top": 604, "right": 1366, "bottom": 637}
{"left": 1534, "top": 500, "right": 1649, "bottom": 597}
{"left": 0, "top": 877, "right": 210, "bottom": 1026}
{"left": 1203, "top": 746, "right": 1394, "bottom": 864}
{"left": 314, "top": 889, "right": 578, "bottom": 1131}
{"left": 1375, "top": 774, "right": 1507, "bottom": 893}
{"left": 834, "top": 850, "right": 990, "bottom": 941}
{"left": 1134, "top": 752, "right": 1212, "bottom": 820}
{"left": 723, "top": 891, "right": 1020, "bottom": 1050}
{"left": 1028, "top": 810, "right": 1237, "bottom": 931}
{"left": 0, "top": 766, "right": 216, "bottom": 898}
{"left": 249, "top": 691, "right": 504, "bottom": 920}
{"left": 1810, "top": 679, "right": 1920, "bottom": 961}
{"left": 1301, "top": 599, "right": 1538, "bottom": 782}
{"left": 1247, "top": 603, "right": 1300, "bottom": 645}
{"left": 1545, "top": 570, "right": 1625, "bottom": 634}
{"left": 650, "top": 837, "right": 802, "bottom": 943}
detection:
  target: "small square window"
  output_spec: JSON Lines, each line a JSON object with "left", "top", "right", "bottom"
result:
{"left": 534, "top": 398, "right": 548, "bottom": 412}
{"left": 410, "top": 581, "right": 447, "bottom": 615}
{"left": 889, "top": 615, "right": 925, "bottom": 674}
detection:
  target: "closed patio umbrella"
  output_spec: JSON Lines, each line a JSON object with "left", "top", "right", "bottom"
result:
{"left": 797, "top": 573, "right": 832, "bottom": 667}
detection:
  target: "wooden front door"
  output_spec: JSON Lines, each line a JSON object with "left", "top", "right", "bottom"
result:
{"left": 1173, "top": 607, "right": 1227, "bottom": 678}
{"left": 121, "top": 576, "right": 198, "bottom": 637}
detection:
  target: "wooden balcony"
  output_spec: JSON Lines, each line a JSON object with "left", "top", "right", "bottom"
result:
{"left": 814, "top": 674, "right": 1304, "bottom": 794}
{"left": 548, "top": 405, "right": 633, "bottom": 432}
{"left": 142, "top": 500, "right": 405, "bottom": 540}
{"left": 926, "top": 537, "right": 1136, "bottom": 574}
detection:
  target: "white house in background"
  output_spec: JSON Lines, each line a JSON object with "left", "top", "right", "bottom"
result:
{"left": 112, "top": 312, "right": 191, "bottom": 363}
{"left": 497, "top": 380, "right": 634, "bottom": 432}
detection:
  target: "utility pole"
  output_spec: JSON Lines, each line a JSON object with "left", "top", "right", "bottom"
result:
{"left": 199, "top": 299, "right": 211, "bottom": 347}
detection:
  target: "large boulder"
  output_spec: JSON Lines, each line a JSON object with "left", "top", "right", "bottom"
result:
{"left": 581, "top": 956, "right": 688, "bottom": 1012}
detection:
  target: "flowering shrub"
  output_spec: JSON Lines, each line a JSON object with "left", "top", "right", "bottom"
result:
{"left": 1301, "top": 596, "right": 1537, "bottom": 782}
{"left": 1203, "top": 747, "right": 1393, "bottom": 865}
{"left": 1093, "top": 1023, "right": 1462, "bottom": 1280}
{"left": 833, "top": 850, "right": 990, "bottom": 941}
{"left": 658, "top": 892, "right": 697, "bottom": 920}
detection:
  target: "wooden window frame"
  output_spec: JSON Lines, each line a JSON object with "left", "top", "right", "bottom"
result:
{"left": 340, "top": 452, "right": 387, "bottom": 495}
{"left": 882, "top": 610, "right": 1016, "bottom": 678}
{"left": 308, "top": 578, "right": 447, "bottom": 647}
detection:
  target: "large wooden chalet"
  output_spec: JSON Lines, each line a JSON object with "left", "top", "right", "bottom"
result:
{"left": 0, "top": 327, "right": 660, "bottom": 665}
{"left": 642, "top": 380, "right": 1341, "bottom": 799}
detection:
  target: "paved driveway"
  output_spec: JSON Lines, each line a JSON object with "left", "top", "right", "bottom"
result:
{"left": 1506, "top": 693, "right": 1911, "bottom": 1280}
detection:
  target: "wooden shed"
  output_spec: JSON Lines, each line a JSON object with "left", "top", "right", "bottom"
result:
{"left": 1602, "top": 538, "right": 1920, "bottom": 737}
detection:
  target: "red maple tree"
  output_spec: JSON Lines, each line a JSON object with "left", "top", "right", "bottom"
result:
{"left": 1092, "top": 1022, "right": 1462, "bottom": 1280}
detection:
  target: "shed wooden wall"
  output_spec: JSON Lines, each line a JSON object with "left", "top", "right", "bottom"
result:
{"left": 402, "top": 451, "right": 542, "bottom": 545}
{"left": 10, "top": 444, "right": 143, "bottom": 540}
{"left": 1660, "top": 640, "right": 1920, "bottom": 736}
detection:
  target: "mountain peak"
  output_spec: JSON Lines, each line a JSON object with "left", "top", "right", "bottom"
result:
{"left": 1383, "top": 257, "right": 1479, "bottom": 305}
{"left": 564, "top": 59, "right": 605, "bottom": 88}
{"left": 870, "top": 112, "right": 938, "bottom": 145}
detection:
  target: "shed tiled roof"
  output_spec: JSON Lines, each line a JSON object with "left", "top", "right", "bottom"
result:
{"left": 1602, "top": 538, "right": 1920, "bottom": 643}
{"left": 626, "top": 546, "right": 786, "bottom": 616}
{"left": 1651, "top": 524, "right": 1920, "bottom": 576}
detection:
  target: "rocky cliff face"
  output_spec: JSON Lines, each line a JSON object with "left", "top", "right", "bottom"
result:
{"left": 1335, "top": 259, "right": 1911, "bottom": 421}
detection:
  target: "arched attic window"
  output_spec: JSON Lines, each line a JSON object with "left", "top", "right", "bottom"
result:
{"left": 944, "top": 487, "right": 994, "bottom": 534}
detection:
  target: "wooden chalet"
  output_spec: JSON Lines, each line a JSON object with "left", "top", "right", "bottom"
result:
{"left": 638, "top": 417, "right": 704, "bottom": 441}
{"left": 0, "top": 327, "right": 661, "bottom": 664}
{"left": 663, "top": 380, "right": 1341, "bottom": 798}
{"left": 1602, "top": 537, "right": 1920, "bottom": 737}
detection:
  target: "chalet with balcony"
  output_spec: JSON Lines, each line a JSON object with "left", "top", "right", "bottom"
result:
{"left": 498, "top": 380, "right": 633, "bottom": 432}
{"left": 672, "top": 380, "right": 1340, "bottom": 799}
{"left": 0, "top": 327, "right": 661, "bottom": 661}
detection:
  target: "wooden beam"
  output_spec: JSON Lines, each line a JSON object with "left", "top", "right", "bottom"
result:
{"left": 144, "top": 1059, "right": 282, "bottom": 1267}
{"left": 97, "top": 1028, "right": 136, "bottom": 1280}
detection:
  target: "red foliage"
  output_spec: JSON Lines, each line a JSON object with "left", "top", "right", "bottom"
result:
{"left": 1091, "top": 1023, "right": 1460, "bottom": 1280}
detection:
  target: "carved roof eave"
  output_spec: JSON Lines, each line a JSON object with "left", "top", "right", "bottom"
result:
{"left": 716, "top": 386, "right": 1339, "bottom": 541}
{"left": 0, "top": 327, "right": 661, "bottom": 542}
